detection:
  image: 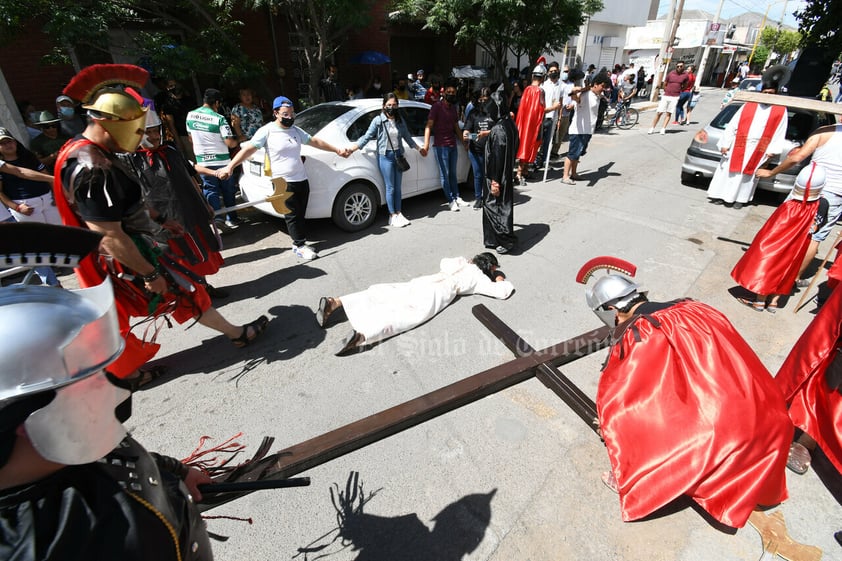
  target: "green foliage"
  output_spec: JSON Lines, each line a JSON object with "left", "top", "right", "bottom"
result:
{"left": 390, "top": 0, "right": 603, "bottom": 80}
{"left": 752, "top": 45, "right": 770, "bottom": 68}
{"left": 0, "top": 0, "right": 265, "bottom": 85}
{"left": 795, "top": 0, "right": 842, "bottom": 56}
{"left": 759, "top": 26, "right": 801, "bottom": 57}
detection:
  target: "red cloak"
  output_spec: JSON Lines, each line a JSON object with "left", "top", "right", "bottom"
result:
{"left": 731, "top": 198, "right": 818, "bottom": 295}
{"left": 515, "top": 84, "right": 544, "bottom": 163}
{"left": 776, "top": 285, "right": 842, "bottom": 474}
{"left": 599, "top": 300, "right": 791, "bottom": 528}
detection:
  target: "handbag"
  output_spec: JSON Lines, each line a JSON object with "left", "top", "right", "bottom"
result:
{"left": 385, "top": 117, "right": 410, "bottom": 172}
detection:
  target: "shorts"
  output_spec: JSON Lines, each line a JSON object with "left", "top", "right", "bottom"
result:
{"left": 813, "top": 190, "right": 842, "bottom": 242}
{"left": 567, "top": 134, "right": 591, "bottom": 160}
{"left": 657, "top": 95, "right": 679, "bottom": 114}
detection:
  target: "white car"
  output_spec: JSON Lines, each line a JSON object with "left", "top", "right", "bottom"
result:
{"left": 239, "top": 99, "right": 471, "bottom": 231}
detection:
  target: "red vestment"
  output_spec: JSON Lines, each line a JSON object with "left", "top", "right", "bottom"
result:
{"left": 515, "top": 84, "right": 544, "bottom": 163}
{"left": 729, "top": 103, "right": 787, "bottom": 175}
{"left": 731, "top": 198, "right": 818, "bottom": 295}
{"left": 53, "top": 137, "right": 211, "bottom": 378}
{"left": 599, "top": 300, "right": 791, "bottom": 528}
{"left": 776, "top": 285, "right": 842, "bottom": 474}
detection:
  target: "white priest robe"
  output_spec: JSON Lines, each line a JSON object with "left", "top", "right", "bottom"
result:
{"left": 706, "top": 103, "right": 788, "bottom": 204}
{"left": 341, "top": 257, "right": 514, "bottom": 345}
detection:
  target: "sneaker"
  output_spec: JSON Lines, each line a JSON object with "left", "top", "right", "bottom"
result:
{"left": 455, "top": 197, "right": 470, "bottom": 207}
{"left": 449, "top": 200, "right": 460, "bottom": 212}
{"left": 224, "top": 218, "right": 242, "bottom": 228}
{"left": 660, "top": 128, "right": 666, "bottom": 135}
{"left": 671, "top": 121, "right": 679, "bottom": 125}
{"left": 647, "top": 128, "right": 655, "bottom": 135}
{"left": 473, "top": 199, "right": 483, "bottom": 210}
{"left": 518, "top": 176, "right": 527, "bottom": 187}
{"left": 391, "top": 214, "right": 408, "bottom": 228}
{"left": 293, "top": 245, "right": 318, "bottom": 260}
{"left": 396, "top": 213, "right": 411, "bottom": 226}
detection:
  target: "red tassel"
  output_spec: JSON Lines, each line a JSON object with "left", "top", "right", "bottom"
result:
{"left": 64, "top": 64, "right": 149, "bottom": 103}
{"left": 536, "top": 56, "right": 547, "bottom": 65}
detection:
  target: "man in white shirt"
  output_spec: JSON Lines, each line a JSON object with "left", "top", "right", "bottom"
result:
{"left": 186, "top": 89, "right": 240, "bottom": 226}
{"left": 563, "top": 74, "right": 611, "bottom": 185}
{"left": 536, "top": 61, "right": 564, "bottom": 168}
{"left": 222, "top": 96, "right": 348, "bottom": 260}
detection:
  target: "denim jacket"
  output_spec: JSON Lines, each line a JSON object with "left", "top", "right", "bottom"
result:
{"left": 355, "top": 113, "right": 418, "bottom": 155}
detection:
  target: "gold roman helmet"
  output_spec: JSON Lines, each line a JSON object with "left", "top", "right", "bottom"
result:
{"left": 84, "top": 88, "right": 147, "bottom": 152}
{"left": 63, "top": 64, "right": 150, "bottom": 152}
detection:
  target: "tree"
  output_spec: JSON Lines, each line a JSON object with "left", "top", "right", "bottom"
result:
{"left": 795, "top": 0, "right": 842, "bottom": 56}
{"left": 759, "top": 26, "right": 802, "bottom": 63}
{"left": 0, "top": 0, "right": 265, "bottom": 86}
{"left": 390, "top": 0, "right": 603, "bottom": 82}
{"left": 232, "top": 0, "right": 374, "bottom": 106}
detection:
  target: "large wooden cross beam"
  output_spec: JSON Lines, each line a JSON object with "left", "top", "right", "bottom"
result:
{"left": 733, "top": 91, "right": 842, "bottom": 115}
{"left": 199, "top": 311, "right": 610, "bottom": 510}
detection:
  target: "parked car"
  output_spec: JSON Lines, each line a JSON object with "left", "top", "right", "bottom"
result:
{"left": 681, "top": 101, "right": 837, "bottom": 194}
{"left": 239, "top": 99, "right": 471, "bottom": 231}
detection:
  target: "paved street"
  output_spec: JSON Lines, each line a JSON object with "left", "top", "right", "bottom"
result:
{"left": 126, "top": 87, "right": 840, "bottom": 560}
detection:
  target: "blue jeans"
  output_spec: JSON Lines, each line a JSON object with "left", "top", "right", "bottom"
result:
{"left": 434, "top": 145, "right": 459, "bottom": 202}
{"left": 675, "top": 91, "right": 692, "bottom": 122}
{"left": 378, "top": 150, "right": 404, "bottom": 214}
{"left": 468, "top": 151, "right": 485, "bottom": 199}
{"left": 200, "top": 166, "right": 238, "bottom": 221}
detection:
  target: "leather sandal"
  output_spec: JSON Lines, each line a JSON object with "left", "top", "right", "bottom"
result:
{"left": 737, "top": 297, "right": 765, "bottom": 312}
{"left": 336, "top": 330, "right": 364, "bottom": 356}
{"left": 231, "top": 315, "right": 269, "bottom": 348}
{"left": 316, "top": 297, "right": 330, "bottom": 328}
{"left": 122, "top": 365, "right": 168, "bottom": 392}
{"left": 786, "top": 442, "right": 811, "bottom": 474}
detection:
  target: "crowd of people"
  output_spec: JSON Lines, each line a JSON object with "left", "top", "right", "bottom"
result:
{"left": 0, "top": 58, "right": 841, "bottom": 558}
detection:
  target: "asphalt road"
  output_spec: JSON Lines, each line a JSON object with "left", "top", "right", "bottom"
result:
{"left": 127, "top": 87, "right": 841, "bottom": 561}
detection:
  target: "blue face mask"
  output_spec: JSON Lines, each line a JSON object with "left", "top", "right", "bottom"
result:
{"left": 59, "top": 106, "right": 75, "bottom": 118}
{"left": 561, "top": 72, "right": 569, "bottom": 81}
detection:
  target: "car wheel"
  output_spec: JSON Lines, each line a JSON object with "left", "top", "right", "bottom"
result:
{"left": 332, "top": 182, "right": 378, "bottom": 232}
{"left": 680, "top": 171, "right": 696, "bottom": 186}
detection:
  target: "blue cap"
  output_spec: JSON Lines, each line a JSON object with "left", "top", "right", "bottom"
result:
{"left": 273, "top": 96, "right": 293, "bottom": 109}
{"left": 417, "top": 69, "right": 424, "bottom": 75}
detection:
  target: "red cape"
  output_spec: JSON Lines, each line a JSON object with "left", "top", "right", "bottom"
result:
{"left": 515, "top": 84, "right": 544, "bottom": 163}
{"left": 776, "top": 285, "right": 842, "bottom": 474}
{"left": 599, "top": 300, "right": 791, "bottom": 527}
{"left": 731, "top": 199, "right": 817, "bottom": 295}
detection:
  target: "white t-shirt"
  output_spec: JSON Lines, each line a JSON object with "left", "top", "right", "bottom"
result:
{"left": 540, "top": 79, "right": 565, "bottom": 123}
{"left": 186, "top": 106, "right": 234, "bottom": 166}
{"left": 569, "top": 90, "right": 600, "bottom": 135}
{"left": 248, "top": 122, "right": 312, "bottom": 182}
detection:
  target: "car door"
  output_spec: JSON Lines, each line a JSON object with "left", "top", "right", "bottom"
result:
{"left": 400, "top": 106, "right": 435, "bottom": 194}
{"left": 346, "top": 108, "right": 418, "bottom": 196}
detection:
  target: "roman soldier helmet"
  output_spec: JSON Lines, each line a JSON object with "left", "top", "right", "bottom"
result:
{"left": 0, "top": 224, "right": 127, "bottom": 466}
{"left": 576, "top": 256, "right": 647, "bottom": 327}
{"left": 792, "top": 162, "right": 827, "bottom": 202}
{"left": 141, "top": 109, "right": 162, "bottom": 148}
{"left": 63, "top": 64, "right": 150, "bottom": 152}
{"left": 532, "top": 56, "right": 547, "bottom": 78}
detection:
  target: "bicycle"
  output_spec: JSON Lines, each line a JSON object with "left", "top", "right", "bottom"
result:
{"left": 603, "top": 102, "right": 639, "bottom": 130}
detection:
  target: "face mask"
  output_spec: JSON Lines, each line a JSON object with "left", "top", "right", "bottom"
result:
{"left": 548, "top": 72, "right": 559, "bottom": 80}
{"left": 384, "top": 107, "right": 396, "bottom": 116}
{"left": 59, "top": 106, "right": 75, "bottom": 118}
{"left": 561, "top": 72, "right": 569, "bottom": 81}
{"left": 280, "top": 116, "right": 295, "bottom": 127}
{"left": 28, "top": 111, "right": 40, "bottom": 123}
{"left": 445, "top": 94, "right": 456, "bottom": 104}
{"left": 373, "top": 82, "right": 381, "bottom": 89}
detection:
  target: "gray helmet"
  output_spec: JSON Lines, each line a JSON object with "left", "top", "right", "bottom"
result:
{"left": 792, "top": 162, "right": 826, "bottom": 202}
{"left": 585, "top": 274, "right": 646, "bottom": 327}
{"left": 0, "top": 278, "right": 128, "bottom": 464}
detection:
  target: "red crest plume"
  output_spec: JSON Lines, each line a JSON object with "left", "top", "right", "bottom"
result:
{"left": 536, "top": 56, "right": 547, "bottom": 66}
{"left": 575, "top": 256, "right": 637, "bottom": 284}
{"left": 63, "top": 64, "right": 149, "bottom": 104}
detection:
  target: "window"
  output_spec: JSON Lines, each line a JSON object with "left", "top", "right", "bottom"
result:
{"left": 400, "top": 107, "right": 431, "bottom": 136}
{"left": 346, "top": 110, "right": 380, "bottom": 142}
{"left": 295, "top": 105, "right": 353, "bottom": 136}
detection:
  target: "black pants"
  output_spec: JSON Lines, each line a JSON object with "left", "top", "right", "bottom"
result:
{"left": 284, "top": 179, "right": 310, "bottom": 247}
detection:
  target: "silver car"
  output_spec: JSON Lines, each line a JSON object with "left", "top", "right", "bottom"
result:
{"left": 681, "top": 102, "right": 837, "bottom": 194}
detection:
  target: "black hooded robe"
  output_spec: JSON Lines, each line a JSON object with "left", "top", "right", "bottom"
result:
{"left": 483, "top": 85, "right": 519, "bottom": 250}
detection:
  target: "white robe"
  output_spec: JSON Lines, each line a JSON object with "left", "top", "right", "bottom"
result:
{"left": 341, "top": 257, "right": 514, "bottom": 345}
{"left": 706, "top": 103, "right": 788, "bottom": 204}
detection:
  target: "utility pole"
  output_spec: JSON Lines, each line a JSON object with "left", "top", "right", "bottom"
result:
{"left": 650, "top": 0, "right": 686, "bottom": 102}
{"left": 695, "top": 0, "right": 726, "bottom": 86}
{"left": 748, "top": 4, "right": 771, "bottom": 66}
